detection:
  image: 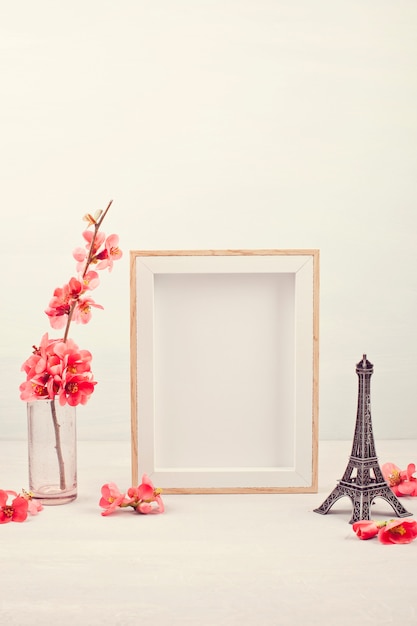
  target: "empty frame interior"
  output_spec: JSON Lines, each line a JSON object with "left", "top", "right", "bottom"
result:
{"left": 130, "top": 250, "right": 319, "bottom": 493}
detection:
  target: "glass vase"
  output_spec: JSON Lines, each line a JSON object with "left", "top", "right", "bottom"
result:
{"left": 27, "top": 399, "right": 77, "bottom": 505}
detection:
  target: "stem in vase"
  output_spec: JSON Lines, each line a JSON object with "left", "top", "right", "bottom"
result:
{"left": 50, "top": 398, "right": 66, "bottom": 490}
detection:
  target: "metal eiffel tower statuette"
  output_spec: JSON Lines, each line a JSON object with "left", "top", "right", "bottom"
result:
{"left": 314, "top": 354, "right": 412, "bottom": 524}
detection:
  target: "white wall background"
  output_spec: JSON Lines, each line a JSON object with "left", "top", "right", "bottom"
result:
{"left": 1, "top": 1, "right": 416, "bottom": 443}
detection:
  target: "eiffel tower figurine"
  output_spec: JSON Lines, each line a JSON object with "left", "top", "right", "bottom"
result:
{"left": 314, "top": 354, "right": 412, "bottom": 524}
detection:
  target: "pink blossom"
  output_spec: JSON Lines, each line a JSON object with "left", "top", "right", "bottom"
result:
{"left": 378, "top": 519, "right": 417, "bottom": 544}
{"left": 20, "top": 336, "right": 63, "bottom": 398}
{"left": 47, "top": 277, "right": 82, "bottom": 315}
{"left": 71, "top": 296, "right": 104, "bottom": 325}
{"left": 129, "top": 474, "right": 164, "bottom": 515}
{"left": 45, "top": 278, "right": 83, "bottom": 329}
{"left": 0, "top": 490, "right": 29, "bottom": 523}
{"left": 54, "top": 339, "right": 93, "bottom": 374}
{"left": 45, "top": 276, "right": 104, "bottom": 329}
{"left": 62, "top": 349, "right": 93, "bottom": 376}
{"left": 352, "top": 520, "right": 381, "bottom": 540}
{"left": 83, "top": 229, "right": 105, "bottom": 254}
{"left": 21, "top": 490, "right": 43, "bottom": 515}
{"left": 73, "top": 246, "right": 87, "bottom": 262}
{"left": 58, "top": 373, "right": 96, "bottom": 406}
{"left": 127, "top": 482, "right": 154, "bottom": 502}
{"left": 45, "top": 287, "right": 71, "bottom": 322}
{"left": 382, "top": 462, "right": 417, "bottom": 497}
{"left": 99, "top": 483, "right": 126, "bottom": 516}
{"left": 21, "top": 333, "right": 57, "bottom": 379}
{"left": 27, "top": 499, "right": 43, "bottom": 515}
{"left": 19, "top": 376, "right": 49, "bottom": 401}
{"left": 73, "top": 247, "right": 87, "bottom": 273}
{"left": 96, "top": 234, "right": 123, "bottom": 271}
{"left": 82, "top": 270, "right": 100, "bottom": 291}
{"left": 73, "top": 231, "right": 106, "bottom": 272}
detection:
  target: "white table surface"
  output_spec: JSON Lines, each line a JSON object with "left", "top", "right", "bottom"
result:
{"left": 1, "top": 439, "right": 417, "bottom": 625}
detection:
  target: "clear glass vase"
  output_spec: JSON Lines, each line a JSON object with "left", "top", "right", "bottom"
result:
{"left": 27, "top": 399, "right": 77, "bottom": 505}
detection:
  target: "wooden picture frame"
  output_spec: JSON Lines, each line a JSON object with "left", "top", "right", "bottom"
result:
{"left": 130, "top": 250, "right": 319, "bottom": 493}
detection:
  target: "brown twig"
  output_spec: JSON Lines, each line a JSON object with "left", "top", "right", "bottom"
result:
{"left": 62, "top": 200, "right": 113, "bottom": 343}
{"left": 50, "top": 398, "right": 66, "bottom": 490}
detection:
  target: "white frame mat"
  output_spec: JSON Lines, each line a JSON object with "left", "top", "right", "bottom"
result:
{"left": 130, "top": 250, "right": 319, "bottom": 493}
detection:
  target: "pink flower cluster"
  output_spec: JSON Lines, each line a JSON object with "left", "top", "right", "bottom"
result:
{"left": 353, "top": 518, "right": 417, "bottom": 544}
{"left": 0, "top": 489, "right": 43, "bottom": 524}
{"left": 99, "top": 475, "right": 165, "bottom": 516}
{"left": 20, "top": 203, "right": 122, "bottom": 406}
{"left": 20, "top": 333, "right": 95, "bottom": 405}
{"left": 382, "top": 461, "right": 417, "bottom": 497}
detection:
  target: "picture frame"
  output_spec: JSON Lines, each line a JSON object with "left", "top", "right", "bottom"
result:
{"left": 130, "top": 249, "right": 319, "bottom": 493}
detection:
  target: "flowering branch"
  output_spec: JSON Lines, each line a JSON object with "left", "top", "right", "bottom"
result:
{"left": 99, "top": 475, "right": 165, "bottom": 516}
{"left": 62, "top": 199, "right": 114, "bottom": 342}
{"left": 20, "top": 200, "right": 122, "bottom": 405}
{"left": 20, "top": 201, "right": 122, "bottom": 497}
